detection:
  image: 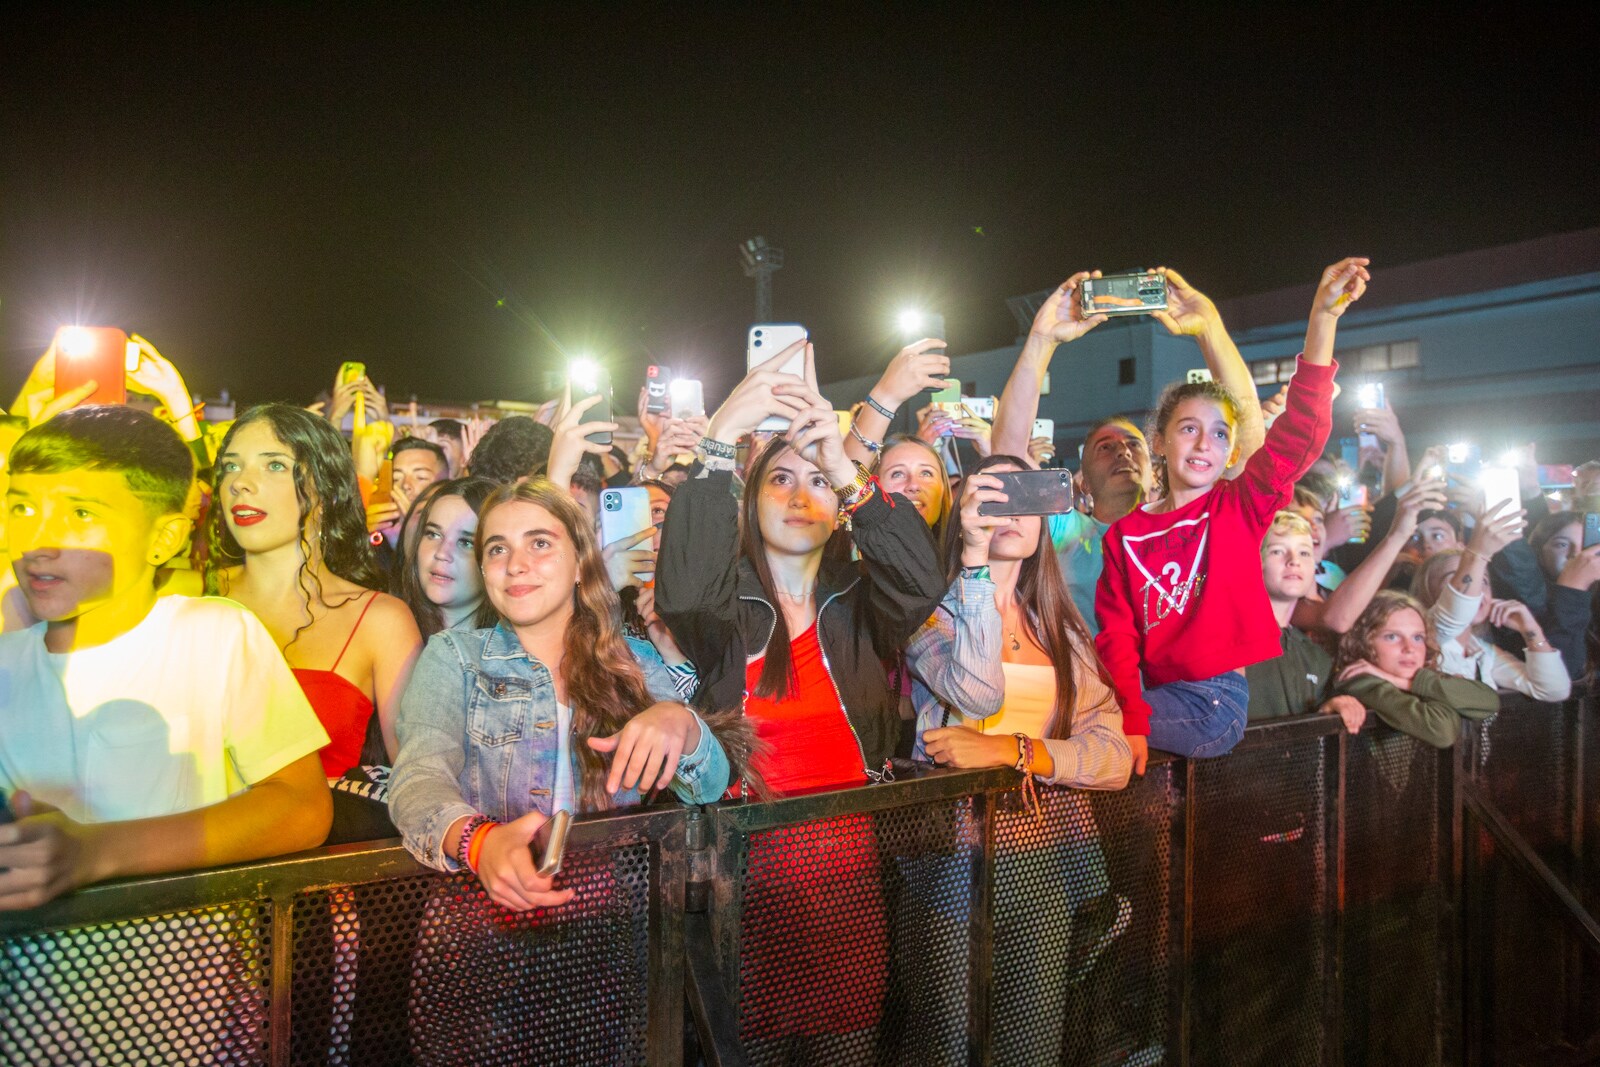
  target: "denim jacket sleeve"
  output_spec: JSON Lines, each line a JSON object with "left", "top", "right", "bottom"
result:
{"left": 388, "top": 632, "right": 478, "bottom": 872}
{"left": 630, "top": 638, "right": 730, "bottom": 803}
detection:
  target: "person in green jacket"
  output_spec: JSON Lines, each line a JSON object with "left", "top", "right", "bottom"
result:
{"left": 1332, "top": 590, "right": 1499, "bottom": 748}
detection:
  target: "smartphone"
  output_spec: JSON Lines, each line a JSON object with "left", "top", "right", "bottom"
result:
{"left": 0, "top": 790, "right": 14, "bottom": 825}
{"left": 961, "top": 396, "right": 997, "bottom": 421}
{"left": 1079, "top": 271, "right": 1168, "bottom": 317}
{"left": 939, "top": 437, "right": 962, "bottom": 478}
{"left": 599, "top": 487, "right": 654, "bottom": 581}
{"left": 644, "top": 365, "right": 671, "bottom": 416}
{"left": 746, "top": 324, "right": 807, "bottom": 432}
{"left": 1186, "top": 368, "right": 1214, "bottom": 385}
{"left": 834, "top": 410, "right": 853, "bottom": 437}
{"left": 1337, "top": 479, "right": 1370, "bottom": 544}
{"left": 54, "top": 326, "right": 132, "bottom": 406}
{"left": 1584, "top": 513, "right": 1600, "bottom": 550}
{"left": 569, "top": 360, "right": 614, "bottom": 446}
{"left": 1355, "top": 381, "right": 1386, "bottom": 450}
{"left": 977, "top": 468, "right": 1077, "bottom": 517}
{"left": 1445, "top": 442, "right": 1482, "bottom": 487}
{"left": 338, "top": 360, "right": 368, "bottom": 431}
{"left": 930, "top": 379, "right": 961, "bottom": 405}
{"left": 532, "top": 809, "right": 571, "bottom": 877}
{"left": 372, "top": 459, "right": 394, "bottom": 507}
{"left": 1032, "top": 418, "right": 1054, "bottom": 441}
{"left": 669, "top": 378, "right": 705, "bottom": 419}
{"left": 1479, "top": 465, "right": 1520, "bottom": 518}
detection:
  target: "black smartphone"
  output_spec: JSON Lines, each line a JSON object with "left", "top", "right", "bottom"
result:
{"left": 1584, "top": 513, "right": 1600, "bottom": 550}
{"left": 532, "top": 809, "right": 571, "bottom": 877}
{"left": 569, "top": 361, "right": 613, "bottom": 446}
{"left": 977, "top": 469, "right": 1077, "bottom": 517}
{"left": 0, "top": 790, "right": 14, "bottom": 825}
{"left": 1079, "top": 271, "right": 1167, "bottom": 317}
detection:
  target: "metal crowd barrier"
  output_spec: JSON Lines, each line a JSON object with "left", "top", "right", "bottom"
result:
{"left": 1, "top": 697, "right": 1596, "bottom": 1066}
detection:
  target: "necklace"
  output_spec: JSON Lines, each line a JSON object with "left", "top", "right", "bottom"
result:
{"left": 774, "top": 589, "right": 813, "bottom": 601}
{"left": 1009, "top": 629, "right": 1021, "bottom": 652}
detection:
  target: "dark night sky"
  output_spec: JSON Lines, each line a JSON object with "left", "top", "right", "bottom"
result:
{"left": 3, "top": 6, "right": 1596, "bottom": 411}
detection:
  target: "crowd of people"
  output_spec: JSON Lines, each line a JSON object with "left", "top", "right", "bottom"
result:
{"left": 1, "top": 256, "right": 1594, "bottom": 990}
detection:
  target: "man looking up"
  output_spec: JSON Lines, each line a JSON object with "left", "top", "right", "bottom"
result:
{"left": 0, "top": 406, "right": 331, "bottom": 910}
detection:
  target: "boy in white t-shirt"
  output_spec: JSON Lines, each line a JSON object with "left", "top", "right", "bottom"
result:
{"left": 0, "top": 406, "right": 331, "bottom": 910}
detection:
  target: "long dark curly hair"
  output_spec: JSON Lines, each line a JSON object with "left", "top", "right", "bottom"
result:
{"left": 204, "top": 403, "right": 382, "bottom": 647}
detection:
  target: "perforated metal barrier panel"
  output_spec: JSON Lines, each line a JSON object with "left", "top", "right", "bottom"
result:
{"left": 1, "top": 901, "right": 273, "bottom": 1066}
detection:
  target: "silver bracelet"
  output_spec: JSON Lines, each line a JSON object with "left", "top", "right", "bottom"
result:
{"left": 849, "top": 422, "right": 882, "bottom": 454}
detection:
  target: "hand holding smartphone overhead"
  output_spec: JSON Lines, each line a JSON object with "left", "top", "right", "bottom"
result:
{"left": 1583, "top": 513, "right": 1600, "bottom": 550}
{"left": 569, "top": 359, "right": 614, "bottom": 446}
{"left": 53, "top": 326, "right": 134, "bottom": 406}
{"left": 1479, "top": 466, "right": 1521, "bottom": 519}
{"left": 669, "top": 378, "right": 705, "bottom": 419}
{"left": 747, "top": 324, "right": 808, "bottom": 432}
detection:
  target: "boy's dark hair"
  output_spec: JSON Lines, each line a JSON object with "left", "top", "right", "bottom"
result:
{"left": 390, "top": 436, "right": 448, "bottom": 466}
{"left": 570, "top": 457, "right": 603, "bottom": 498}
{"left": 469, "top": 416, "right": 553, "bottom": 484}
{"left": 428, "top": 418, "right": 465, "bottom": 443}
{"left": 1416, "top": 508, "right": 1464, "bottom": 542}
{"left": 9, "top": 406, "right": 194, "bottom": 515}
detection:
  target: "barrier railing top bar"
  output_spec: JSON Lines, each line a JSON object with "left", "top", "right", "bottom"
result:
{"left": 0, "top": 802, "right": 688, "bottom": 937}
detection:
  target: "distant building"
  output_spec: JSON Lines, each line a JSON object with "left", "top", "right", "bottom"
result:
{"left": 821, "top": 227, "right": 1600, "bottom": 465}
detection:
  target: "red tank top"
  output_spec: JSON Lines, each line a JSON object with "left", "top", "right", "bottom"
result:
{"left": 292, "top": 592, "right": 379, "bottom": 777}
{"left": 742, "top": 623, "right": 868, "bottom": 793}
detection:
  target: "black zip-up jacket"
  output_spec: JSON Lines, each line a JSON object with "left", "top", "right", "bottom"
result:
{"left": 655, "top": 465, "right": 947, "bottom": 776}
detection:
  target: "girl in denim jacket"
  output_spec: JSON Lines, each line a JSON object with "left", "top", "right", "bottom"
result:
{"left": 389, "top": 481, "right": 743, "bottom": 911}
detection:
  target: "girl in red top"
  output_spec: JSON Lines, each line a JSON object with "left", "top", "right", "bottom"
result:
{"left": 1095, "top": 258, "right": 1369, "bottom": 774}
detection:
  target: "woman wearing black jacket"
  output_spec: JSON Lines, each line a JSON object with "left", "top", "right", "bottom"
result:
{"left": 655, "top": 338, "right": 946, "bottom": 1058}
{"left": 655, "top": 339, "right": 947, "bottom": 791}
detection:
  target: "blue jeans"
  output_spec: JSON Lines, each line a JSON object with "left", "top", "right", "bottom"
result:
{"left": 1146, "top": 673, "right": 1250, "bottom": 759}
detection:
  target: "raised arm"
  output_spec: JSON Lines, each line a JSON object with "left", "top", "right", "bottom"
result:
{"left": 991, "top": 272, "right": 1107, "bottom": 457}
{"left": 845, "top": 339, "right": 951, "bottom": 467}
{"left": 1298, "top": 474, "right": 1447, "bottom": 635}
{"left": 1153, "top": 267, "right": 1264, "bottom": 465}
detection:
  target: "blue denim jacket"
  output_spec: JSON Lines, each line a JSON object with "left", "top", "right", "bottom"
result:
{"left": 389, "top": 622, "right": 731, "bottom": 871}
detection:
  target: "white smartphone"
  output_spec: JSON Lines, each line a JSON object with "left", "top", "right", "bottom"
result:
{"left": 1032, "top": 418, "right": 1054, "bottom": 441}
{"left": 669, "top": 378, "right": 705, "bottom": 419}
{"left": 1186, "top": 368, "right": 1214, "bottom": 384}
{"left": 747, "top": 324, "right": 808, "bottom": 432}
{"left": 599, "top": 487, "right": 655, "bottom": 583}
{"left": 1479, "top": 466, "right": 1520, "bottom": 519}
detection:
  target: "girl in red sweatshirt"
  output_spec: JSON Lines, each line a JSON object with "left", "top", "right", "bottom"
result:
{"left": 1095, "top": 258, "right": 1370, "bottom": 774}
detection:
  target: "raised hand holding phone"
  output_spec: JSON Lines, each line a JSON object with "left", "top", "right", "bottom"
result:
{"left": 707, "top": 338, "right": 810, "bottom": 444}
{"left": 957, "top": 473, "right": 1011, "bottom": 565}
{"left": 1029, "top": 270, "right": 1108, "bottom": 344}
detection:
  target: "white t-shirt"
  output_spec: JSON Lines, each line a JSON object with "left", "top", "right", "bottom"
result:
{"left": 0, "top": 595, "right": 329, "bottom": 823}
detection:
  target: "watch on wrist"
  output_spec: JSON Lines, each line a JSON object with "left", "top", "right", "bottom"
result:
{"left": 833, "top": 460, "right": 872, "bottom": 501}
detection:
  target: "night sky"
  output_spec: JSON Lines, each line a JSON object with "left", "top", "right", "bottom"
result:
{"left": 3, "top": 6, "right": 1596, "bottom": 412}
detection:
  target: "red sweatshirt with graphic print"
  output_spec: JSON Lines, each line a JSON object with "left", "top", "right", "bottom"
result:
{"left": 1095, "top": 357, "right": 1337, "bottom": 736}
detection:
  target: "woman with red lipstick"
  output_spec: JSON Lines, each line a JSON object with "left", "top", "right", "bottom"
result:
{"left": 205, "top": 403, "right": 422, "bottom": 841}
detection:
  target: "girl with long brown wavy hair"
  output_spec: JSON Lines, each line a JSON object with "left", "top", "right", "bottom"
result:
{"left": 387, "top": 479, "right": 738, "bottom": 910}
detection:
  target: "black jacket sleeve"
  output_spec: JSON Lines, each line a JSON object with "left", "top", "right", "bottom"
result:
{"left": 850, "top": 488, "right": 951, "bottom": 659}
{"left": 655, "top": 466, "right": 744, "bottom": 673}
{"left": 1489, "top": 538, "right": 1546, "bottom": 613}
{"left": 1540, "top": 583, "right": 1593, "bottom": 680}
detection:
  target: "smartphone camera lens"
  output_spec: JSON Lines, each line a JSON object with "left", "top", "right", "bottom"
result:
{"left": 603, "top": 496, "right": 619, "bottom": 512}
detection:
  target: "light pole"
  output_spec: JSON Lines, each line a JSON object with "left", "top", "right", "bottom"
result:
{"left": 738, "top": 237, "right": 785, "bottom": 322}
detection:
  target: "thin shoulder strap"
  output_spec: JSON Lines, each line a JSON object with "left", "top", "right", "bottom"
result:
{"left": 331, "top": 591, "right": 380, "bottom": 671}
